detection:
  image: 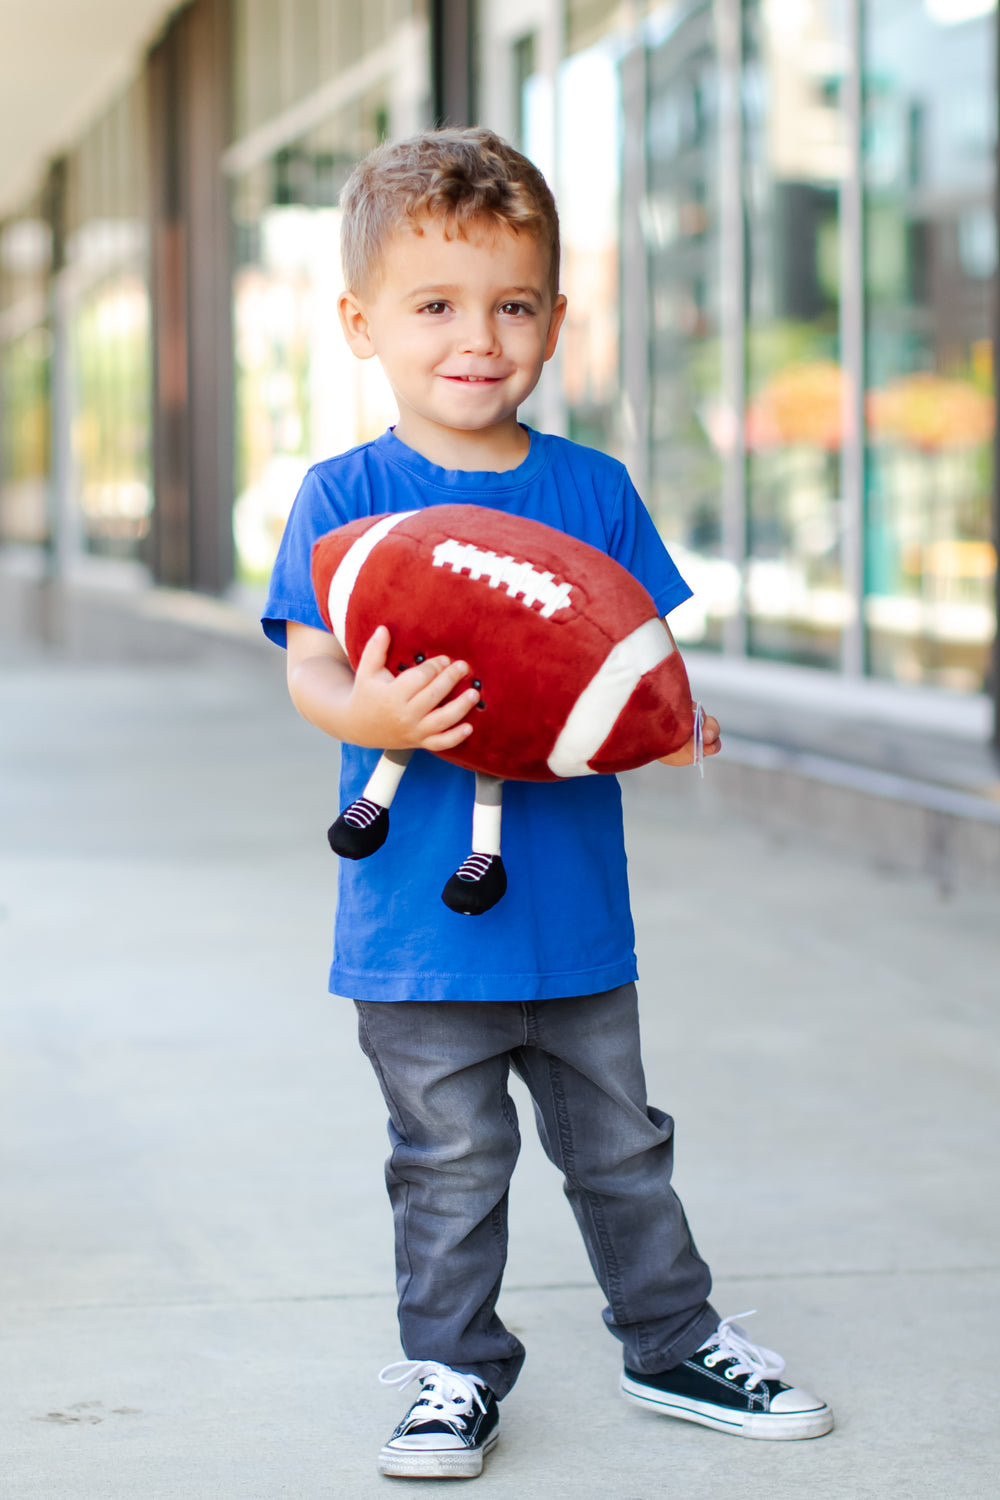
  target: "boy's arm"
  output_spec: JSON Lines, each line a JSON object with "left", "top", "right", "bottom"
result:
{"left": 656, "top": 620, "right": 721, "bottom": 766}
{"left": 285, "top": 621, "right": 480, "bottom": 752}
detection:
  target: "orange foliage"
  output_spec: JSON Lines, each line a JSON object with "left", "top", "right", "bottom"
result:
{"left": 744, "top": 361, "right": 845, "bottom": 452}
{"left": 866, "top": 372, "right": 994, "bottom": 451}
{"left": 744, "top": 363, "right": 994, "bottom": 453}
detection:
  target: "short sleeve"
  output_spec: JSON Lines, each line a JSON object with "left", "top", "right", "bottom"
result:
{"left": 261, "top": 467, "right": 351, "bottom": 648}
{"left": 606, "top": 472, "right": 693, "bottom": 619}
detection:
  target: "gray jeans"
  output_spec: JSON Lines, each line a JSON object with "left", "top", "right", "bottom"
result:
{"left": 355, "top": 983, "right": 717, "bottom": 1399}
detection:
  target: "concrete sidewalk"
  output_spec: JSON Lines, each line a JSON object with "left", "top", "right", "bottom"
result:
{"left": 1, "top": 644, "right": 998, "bottom": 1499}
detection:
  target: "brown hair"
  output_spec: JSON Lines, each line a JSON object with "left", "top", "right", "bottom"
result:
{"left": 340, "top": 127, "right": 560, "bottom": 297}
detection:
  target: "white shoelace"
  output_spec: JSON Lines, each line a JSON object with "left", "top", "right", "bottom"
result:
{"left": 378, "top": 1360, "right": 488, "bottom": 1428}
{"left": 698, "top": 1312, "right": 786, "bottom": 1391}
{"left": 454, "top": 853, "right": 495, "bottom": 883}
{"left": 343, "top": 797, "right": 383, "bottom": 829}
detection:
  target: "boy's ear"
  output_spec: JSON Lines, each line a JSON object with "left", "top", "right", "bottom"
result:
{"left": 338, "top": 291, "right": 377, "bottom": 359}
{"left": 543, "top": 294, "right": 568, "bottom": 362}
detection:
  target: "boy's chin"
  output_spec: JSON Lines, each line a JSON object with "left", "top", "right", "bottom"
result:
{"left": 423, "top": 408, "right": 522, "bottom": 436}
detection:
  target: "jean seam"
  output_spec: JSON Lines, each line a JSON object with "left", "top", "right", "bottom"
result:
{"left": 355, "top": 1003, "right": 416, "bottom": 1320}
{"left": 544, "top": 1051, "right": 630, "bottom": 1329}
{"left": 492, "top": 1066, "right": 520, "bottom": 1255}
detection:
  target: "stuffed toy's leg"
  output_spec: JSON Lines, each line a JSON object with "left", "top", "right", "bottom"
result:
{"left": 442, "top": 773, "right": 508, "bottom": 916}
{"left": 328, "top": 749, "right": 411, "bottom": 860}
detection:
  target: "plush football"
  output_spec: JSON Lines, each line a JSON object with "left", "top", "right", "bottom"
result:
{"left": 311, "top": 504, "right": 694, "bottom": 782}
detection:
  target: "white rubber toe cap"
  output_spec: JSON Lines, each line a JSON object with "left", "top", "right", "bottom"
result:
{"left": 770, "top": 1386, "right": 828, "bottom": 1415}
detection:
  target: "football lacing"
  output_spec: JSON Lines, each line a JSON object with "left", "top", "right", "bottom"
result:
{"left": 455, "top": 853, "right": 495, "bottom": 882}
{"left": 343, "top": 798, "right": 384, "bottom": 830}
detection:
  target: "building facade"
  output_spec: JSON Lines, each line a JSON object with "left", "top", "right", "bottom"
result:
{"left": 1, "top": 0, "right": 997, "bottom": 720}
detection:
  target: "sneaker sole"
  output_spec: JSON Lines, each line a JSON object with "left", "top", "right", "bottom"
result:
{"left": 620, "top": 1375, "right": 834, "bottom": 1441}
{"left": 377, "top": 1430, "right": 499, "bottom": 1478}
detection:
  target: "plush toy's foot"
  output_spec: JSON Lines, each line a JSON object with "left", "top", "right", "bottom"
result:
{"left": 442, "top": 854, "right": 508, "bottom": 915}
{"left": 328, "top": 798, "right": 389, "bottom": 859}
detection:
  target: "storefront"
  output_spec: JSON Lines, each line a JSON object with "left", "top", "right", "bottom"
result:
{"left": 1, "top": 0, "right": 997, "bottom": 709}
{"left": 478, "top": 0, "right": 998, "bottom": 696}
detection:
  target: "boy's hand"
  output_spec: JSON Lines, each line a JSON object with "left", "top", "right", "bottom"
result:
{"left": 348, "top": 626, "right": 480, "bottom": 752}
{"left": 657, "top": 704, "right": 722, "bottom": 766}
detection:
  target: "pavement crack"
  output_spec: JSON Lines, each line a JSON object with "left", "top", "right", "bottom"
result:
{"left": 9, "top": 1262, "right": 1000, "bottom": 1320}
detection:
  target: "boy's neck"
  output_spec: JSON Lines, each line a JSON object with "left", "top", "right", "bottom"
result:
{"left": 392, "top": 412, "right": 530, "bottom": 472}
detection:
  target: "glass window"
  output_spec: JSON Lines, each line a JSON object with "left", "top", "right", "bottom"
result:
{"left": 566, "top": 0, "right": 623, "bottom": 55}
{"left": 558, "top": 32, "right": 623, "bottom": 456}
{"left": 234, "top": 0, "right": 429, "bottom": 139}
{"left": 511, "top": 33, "right": 539, "bottom": 155}
{"left": 743, "top": 0, "right": 851, "bottom": 669}
{"left": 231, "top": 6, "right": 429, "bottom": 582}
{"left": 863, "top": 0, "right": 996, "bottom": 691}
{"left": 644, "top": 2, "right": 729, "bottom": 649}
{"left": 64, "top": 78, "right": 153, "bottom": 563}
{"left": 0, "top": 206, "right": 51, "bottom": 546}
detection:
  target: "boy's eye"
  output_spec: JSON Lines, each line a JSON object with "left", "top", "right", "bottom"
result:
{"left": 419, "top": 301, "right": 449, "bottom": 315}
{"left": 499, "top": 301, "right": 534, "bottom": 317}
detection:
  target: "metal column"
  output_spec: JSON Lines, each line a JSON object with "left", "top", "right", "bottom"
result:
{"left": 992, "top": 0, "right": 1000, "bottom": 748}
{"left": 840, "top": 0, "right": 866, "bottom": 678}
{"left": 716, "top": 0, "right": 747, "bottom": 656}
{"left": 621, "top": 38, "right": 649, "bottom": 500}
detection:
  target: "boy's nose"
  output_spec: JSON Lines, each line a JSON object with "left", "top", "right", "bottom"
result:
{"left": 458, "top": 316, "right": 500, "bottom": 355}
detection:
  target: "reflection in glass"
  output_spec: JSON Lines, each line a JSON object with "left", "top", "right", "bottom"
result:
{"left": 65, "top": 79, "right": 153, "bottom": 561}
{"left": 233, "top": 0, "right": 427, "bottom": 139}
{"left": 0, "top": 211, "right": 51, "bottom": 545}
{"left": 743, "top": 0, "right": 850, "bottom": 668}
{"left": 231, "top": 9, "right": 429, "bottom": 582}
{"left": 864, "top": 0, "right": 996, "bottom": 691}
{"left": 643, "top": 2, "right": 730, "bottom": 649}
{"left": 558, "top": 39, "right": 622, "bottom": 456}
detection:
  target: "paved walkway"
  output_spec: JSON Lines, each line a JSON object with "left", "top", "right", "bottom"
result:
{"left": 1, "top": 645, "right": 998, "bottom": 1498}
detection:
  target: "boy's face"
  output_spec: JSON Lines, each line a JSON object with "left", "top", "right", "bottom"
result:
{"left": 338, "top": 216, "right": 566, "bottom": 461}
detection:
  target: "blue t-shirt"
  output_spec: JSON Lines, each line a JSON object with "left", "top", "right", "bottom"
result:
{"left": 263, "top": 426, "right": 691, "bottom": 1003}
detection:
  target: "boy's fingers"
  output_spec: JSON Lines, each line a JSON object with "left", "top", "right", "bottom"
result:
{"left": 405, "top": 659, "right": 470, "bottom": 712}
{"left": 419, "top": 688, "right": 480, "bottom": 735}
{"left": 355, "top": 625, "right": 391, "bottom": 679}
{"left": 421, "top": 722, "right": 475, "bottom": 753}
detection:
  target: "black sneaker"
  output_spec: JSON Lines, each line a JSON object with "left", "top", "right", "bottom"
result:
{"left": 377, "top": 1360, "right": 499, "bottom": 1479}
{"left": 621, "top": 1312, "right": 833, "bottom": 1441}
{"left": 328, "top": 798, "right": 389, "bottom": 859}
{"left": 441, "top": 853, "right": 507, "bottom": 915}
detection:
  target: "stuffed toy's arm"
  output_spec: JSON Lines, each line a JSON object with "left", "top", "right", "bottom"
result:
{"left": 285, "top": 621, "right": 480, "bottom": 753}
{"left": 655, "top": 620, "right": 722, "bottom": 767}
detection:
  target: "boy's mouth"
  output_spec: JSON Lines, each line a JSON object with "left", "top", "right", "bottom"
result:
{"left": 443, "top": 375, "right": 502, "bottom": 384}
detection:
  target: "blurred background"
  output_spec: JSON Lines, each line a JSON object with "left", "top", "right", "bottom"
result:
{"left": 0, "top": 0, "right": 998, "bottom": 715}
{"left": 2, "top": 10, "right": 998, "bottom": 1493}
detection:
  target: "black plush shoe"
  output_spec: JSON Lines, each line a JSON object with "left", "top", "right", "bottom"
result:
{"left": 327, "top": 798, "right": 389, "bottom": 859}
{"left": 377, "top": 1360, "right": 499, "bottom": 1479}
{"left": 441, "top": 853, "right": 507, "bottom": 915}
{"left": 621, "top": 1313, "right": 833, "bottom": 1441}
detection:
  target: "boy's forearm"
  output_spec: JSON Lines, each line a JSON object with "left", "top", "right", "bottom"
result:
{"left": 287, "top": 653, "right": 361, "bottom": 743}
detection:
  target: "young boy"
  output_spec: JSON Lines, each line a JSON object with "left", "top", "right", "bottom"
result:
{"left": 262, "top": 127, "right": 833, "bottom": 1479}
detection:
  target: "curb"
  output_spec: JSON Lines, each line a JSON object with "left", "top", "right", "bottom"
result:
{"left": 641, "top": 733, "right": 1000, "bottom": 892}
